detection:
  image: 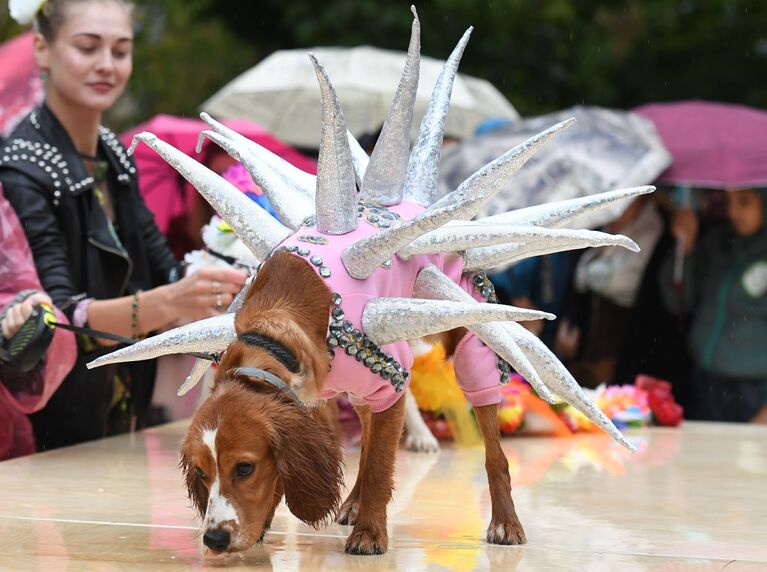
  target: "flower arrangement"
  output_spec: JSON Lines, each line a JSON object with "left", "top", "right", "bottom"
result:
{"left": 9, "top": 0, "right": 47, "bottom": 25}
{"left": 407, "top": 345, "right": 684, "bottom": 443}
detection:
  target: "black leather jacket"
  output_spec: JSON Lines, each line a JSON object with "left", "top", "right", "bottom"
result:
{"left": 0, "top": 105, "right": 181, "bottom": 449}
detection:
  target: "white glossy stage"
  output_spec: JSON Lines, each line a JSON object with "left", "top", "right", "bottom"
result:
{"left": 0, "top": 421, "right": 765, "bottom": 571}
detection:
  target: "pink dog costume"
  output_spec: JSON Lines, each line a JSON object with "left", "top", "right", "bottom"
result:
{"left": 279, "top": 199, "right": 509, "bottom": 413}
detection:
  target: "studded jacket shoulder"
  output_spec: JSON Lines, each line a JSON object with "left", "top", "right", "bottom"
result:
{"left": 0, "top": 105, "right": 180, "bottom": 314}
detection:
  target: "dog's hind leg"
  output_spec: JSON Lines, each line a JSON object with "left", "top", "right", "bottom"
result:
{"left": 337, "top": 404, "right": 372, "bottom": 526}
{"left": 344, "top": 397, "right": 406, "bottom": 555}
{"left": 475, "top": 403, "right": 527, "bottom": 545}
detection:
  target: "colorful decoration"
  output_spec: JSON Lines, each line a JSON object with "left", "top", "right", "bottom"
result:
{"left": 408, "top": 347, "right": 683, "bottom": 441}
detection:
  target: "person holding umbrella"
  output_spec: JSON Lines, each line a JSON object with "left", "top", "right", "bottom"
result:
{"left": 638, "top": 101, "right": 767, "bottom": 423}
{"left": 660, "top": 188, "right": 767, "bottom": 423}
{"left": 0, "top": 0, "right": 246, "bottom": 450}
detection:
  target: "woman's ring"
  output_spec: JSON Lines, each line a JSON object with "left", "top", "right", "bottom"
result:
{"left": 215, "top": 293, "right": 225, "bottom": 310}
{"left": 212, "top": 280, "right": 222, "bottom": 295}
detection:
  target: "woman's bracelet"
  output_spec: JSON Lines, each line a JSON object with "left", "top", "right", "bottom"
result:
{"left": 131, "top": 290, "right": 142, "bottom": 340}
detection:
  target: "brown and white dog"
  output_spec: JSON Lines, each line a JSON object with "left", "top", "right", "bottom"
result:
{"left": 180, "top": 250, "right": 526, "bottom": 555}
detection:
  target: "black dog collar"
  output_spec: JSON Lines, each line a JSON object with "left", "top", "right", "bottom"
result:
{"left": 238, "top": 332, "right": 301, "bottom": 374}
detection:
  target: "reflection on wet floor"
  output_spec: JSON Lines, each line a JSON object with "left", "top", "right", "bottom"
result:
{"left": 0, "top": 421, "right": 765, "bottom": 570}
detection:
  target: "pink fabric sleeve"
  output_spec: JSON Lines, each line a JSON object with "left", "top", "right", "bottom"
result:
{"left": 449, "top": 268, "right": 503, "bottom": 407}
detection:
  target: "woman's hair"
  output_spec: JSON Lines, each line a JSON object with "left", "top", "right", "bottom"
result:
{"left": 34, "top": 0, "right": 134, "bottom": 42}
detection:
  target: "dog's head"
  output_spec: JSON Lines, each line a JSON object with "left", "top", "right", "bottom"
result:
{"left": 179, "top": 250, "right": 342, "bottom": 553}
{"left": 180, "top": 372, "right": 344, "bottom": 553}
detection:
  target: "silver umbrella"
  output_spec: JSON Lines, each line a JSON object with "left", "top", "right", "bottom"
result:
{"left": 438, "top": 106, "right": 671, "bottom": 229}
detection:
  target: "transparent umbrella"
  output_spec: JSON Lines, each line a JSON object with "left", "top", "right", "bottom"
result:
{"left": 201, "top": 45, "right": 518, "bottom": 148}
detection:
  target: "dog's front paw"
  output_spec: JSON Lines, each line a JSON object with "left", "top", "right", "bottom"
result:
{"left": 404, "top": 428, "right": 440, "bottom": 453}
{"left": 345, "top": 525, "right": 388, "bottom": 555}
{"left": 487, "top": 519, "right": 527, "bottom": 545}
{"left": 336, "top": 498, "right": 360, "bottom": 526}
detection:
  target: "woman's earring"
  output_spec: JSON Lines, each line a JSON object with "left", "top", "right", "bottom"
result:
{"left": 40, "top": 70, "right": 49, "bottom": 82}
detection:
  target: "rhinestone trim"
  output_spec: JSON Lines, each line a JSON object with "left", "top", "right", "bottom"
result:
{"left": 297, "top": 235, "right": 329, "bottom": 245}
{"left": 473, "top": 271, "right": 511, "bottom": 384}
{"left": 357, "top": 200, "right": 401, "bottom": 229}
{"left": 280, "top": 245, "right": 409, "bottom": 393}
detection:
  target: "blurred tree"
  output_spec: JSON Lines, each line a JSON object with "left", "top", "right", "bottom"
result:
{"left": 1, "top": 0, "right": 766, "bottom": 130}
{"left": 210, "top": 0, "right": 767, "bottom": 115}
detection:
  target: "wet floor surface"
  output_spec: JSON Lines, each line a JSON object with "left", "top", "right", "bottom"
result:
{"left": 0, "top": 421, "right": 765, "bottom": 571}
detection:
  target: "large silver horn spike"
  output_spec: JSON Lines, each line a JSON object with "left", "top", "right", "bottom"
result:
{"left": 412, "top": 266, "right": 555, "bottom": 402}
{"left": 412, "top": 265, "right": 633, "bottom": 450}
{"left": 462, "top": 230, "right": 639, "bottom": 272}
{"left": 362, "top": 298, "right": 554, "bottom": 346}
{"left": 426, "top": 118, "right": 575, "bottom": 217}
{"left": 198, "top": 130, "right": 314, "bottom": 230}
{"left": 129, "top": 133, "right": 291, "bottom": 261}
{"left": 199, "top": 112, "right": 316, "bottom": 197}
{"left": 397, "top": 222, "right": 636, "bottom": 259}
{"left": 310, "top": 54, "right": 359, "bottom": 235}
{"left": 480, "top": 186, "right": 655, "bottom": 228}
{"left": 347, "top": 130, "right": 370, "bottom": 189}
{"left": 505, "top": 321, "right": 635, "bottom": 451}
{"left": 341, "top": 120, "right": 572, "bottom": 279}
{"left": 403, "top": 26, "right": 472, "bottom": 207}
{"left": 177, "top": 359, "right": 212, "bottom": 396}
{"left": 86, "top": 314, "right": 236, "bottom": 369}
{"left": 362, "top": 5, "right": 421, "bottom": 206}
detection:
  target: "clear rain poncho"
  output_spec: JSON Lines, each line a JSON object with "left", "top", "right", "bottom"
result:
{"left": 0, "top": 184, "right": 76, "bottom": 458}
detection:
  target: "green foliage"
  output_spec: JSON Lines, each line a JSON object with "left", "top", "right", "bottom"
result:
{"left": 2, "top": 0, "right": 766, "bottom": 130}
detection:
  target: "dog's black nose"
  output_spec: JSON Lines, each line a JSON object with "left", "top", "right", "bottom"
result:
{"left": 203, "top": 528, "right": 231, "bottom": 552}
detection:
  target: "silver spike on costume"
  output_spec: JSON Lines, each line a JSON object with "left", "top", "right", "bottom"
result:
{"left": 403, "top": 27, "right": 472, "bottom": 207}
{"left": 341, "top": 119, "right": 572, "bottom": 279}
{"left": 129, "top": 133, "right": 291, "bottom": 261}
{"left": 362, "top": 298, "right": 554, "bottom": 346}
{"left": 199, "top": 112, "right": 316, "bottom": 197}
{"left": 480, "top": 185, "right": 655, "bottom": 228}
{"left": 398, "top": 221, "right": 637, "bottom": 259}
{"left": 362, "top": 6, "right": 421, "bottom": 206}
{"left": 412, "top": 265, "right": 633, "bottom": 449}
{"left": 198, "top": 129, "right": 314, "bottom": 229}
{"left": 426, "top": 118, "right": 575, "bottom": 216}
{"left": 506, "top": 321, "right": 635, "bottom": 451}
{"left": 87, "top": 314, "right": 237, "bottom": 369}
{"left": 177, "top": 358, "right": 212, "bottom": 396}
{"left": 347, "top": 130, "right": 370, "bottom": 189}
{"left": 462, "top": 229, "right": 640, "bottom": 272}
{"left": 310, "top": 54, "right": 359, "bottom": 235}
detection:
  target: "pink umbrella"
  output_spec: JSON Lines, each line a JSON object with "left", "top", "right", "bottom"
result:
{"left": 634, "top": 100, "right": 767, "bottom": 190}
{"left": 120, "top": 115, "right": 316, "bottom": 256}
{"left": 0, "top": 32, "right": 43, "bottom": 138}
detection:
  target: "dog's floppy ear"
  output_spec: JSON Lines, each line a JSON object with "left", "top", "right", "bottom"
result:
{"left": 269, "top": 402, "right": 344, "bottom": 527}
{"left": 179, "top": 452, "right": 209, "bottom": 517}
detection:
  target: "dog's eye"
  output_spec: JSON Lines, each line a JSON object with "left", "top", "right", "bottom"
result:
{"left": 235, "top": 462, "right": 255, "bottom": 478}
{"left": 195, "top": 467, "right": 207, "bottom": 480}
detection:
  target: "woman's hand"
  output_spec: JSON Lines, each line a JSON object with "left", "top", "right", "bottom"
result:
{"left": 165, "top": 266, "right": 248, "bottom": 321}
{"left": 1, "top": 292, "right": 53, "bottom": 340}
{"left": 671, "top": 208, "right": 699, "bottom": 257}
